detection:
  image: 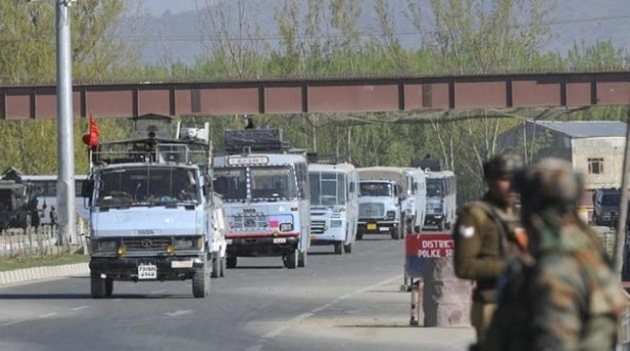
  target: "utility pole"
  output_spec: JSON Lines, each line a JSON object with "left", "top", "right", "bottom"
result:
{"left": 614, "top": 107, "right": 630, "bottom": 281}
{"left": 56, "top": 0, "right": 77, "bottom": 247}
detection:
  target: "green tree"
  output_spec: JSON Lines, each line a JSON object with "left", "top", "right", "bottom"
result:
{"left": 0, "top": 0, "right": 137, "bottom": 84}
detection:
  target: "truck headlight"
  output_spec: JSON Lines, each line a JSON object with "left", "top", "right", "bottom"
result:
{"left": 280, "top": 223, "right": 293, "bottom": 232}
{"left": 331, "top": 220, "right": 342, "bottom": 227}
{"left": 174, "top": 238, "right": 194, "bottom": 249}
{"left": 386, "top": 211, "right": 396, "bottom": 220}
{"left": 92, "top": 239, "right": 117, "bottom": 253}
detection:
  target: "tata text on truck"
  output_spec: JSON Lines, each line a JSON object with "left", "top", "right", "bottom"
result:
{"left": 356, "top": 167, "right": 408, "bottom": 240}
{"left": 84, "top": 115, "right": 220, "bottom": 298}
{"left": 213, "top": 129, "right": 310, "bottom": 269}
{"left": 308, "top": 162, "right": 359, "bottom": 255}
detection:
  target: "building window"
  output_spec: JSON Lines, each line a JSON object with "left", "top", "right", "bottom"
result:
{"left": 588, "top": 158, "right": 604, "bottom": 174}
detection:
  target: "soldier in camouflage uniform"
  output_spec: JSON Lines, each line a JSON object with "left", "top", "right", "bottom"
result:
{"left": 484, "top": 158, "right": 627, "bottom": 351}
{"left": 453, "top": 153, "right": 523, "bottom": 346}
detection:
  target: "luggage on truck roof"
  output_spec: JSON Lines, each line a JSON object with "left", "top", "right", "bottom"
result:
{"left": 411, "top": 155, "right": 443, "bottom": 172}
{"left": 224, "top": 129, "right": 290, "bottom": 154}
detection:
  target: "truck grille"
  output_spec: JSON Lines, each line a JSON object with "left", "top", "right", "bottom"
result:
{"left": 359, "top": 203, "right": 384, "bottom": 219}
{"left": 231, "top": 214, "right": 268, "bottom": 230}
{"left": 310, "top": 220, "right": 326, "bottom": 234}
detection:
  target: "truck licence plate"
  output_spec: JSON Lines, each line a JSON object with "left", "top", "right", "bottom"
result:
{"left": 138, "top": 264, "right": 157, "bottom": 280}
{"left": 367, "top": 223, "right": 377, "bottom": 231}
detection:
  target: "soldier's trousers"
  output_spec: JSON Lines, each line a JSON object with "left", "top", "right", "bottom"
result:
{"left": 471, "top": 301, "right": 497, "bottom": 343}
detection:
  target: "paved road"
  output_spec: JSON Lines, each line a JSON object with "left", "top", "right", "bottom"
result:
{"left": 0, "top": 235, "right": 474, "bottom": 351}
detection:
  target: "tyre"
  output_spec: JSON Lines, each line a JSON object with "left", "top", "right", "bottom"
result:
{"left": 334, "top": 242, "right": 344, "bottom": 255}
{"left": 437, "top": 219, "right": 445, "bottom": 232}
{"left": 356, "top": 231, "right": 363, "bottom": 240}
{"left": 298, "top": 250, "right": 307, "bottom": 268}
{"left": 105, "top": 279, "right": 114, "bottom": 297}
{"left": 192, "top": 260, "right": 210, "bottom": 298}
{"left": 211, "top": 256, "right": 220, "bottom": 278}
{"left": 90, "top": 272, "right": 106, "bottom": 299}
{"left": 220, "top": 257, "right": 226, "bottom": 277}
{"left": 391, "top": 226, "right": 401, "bottom": 240}
{"left": 343, "top": 242, "right": 353, "bottom": 254}
{"left": 283, "top": 250, "right": 298, "bottom": 269}
{"left": 226, "top": 255, "right": 237, "bottom": 269}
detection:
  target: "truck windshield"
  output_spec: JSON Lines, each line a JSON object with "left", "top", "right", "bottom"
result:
{"left": 96, "top": 166, "right": 200, "bottom": 207}
{"left": 310, "top": 172, "right": 346, "bottom": 206}
{"left": 214, "top": 168, "right": 247, "bottom": 201}
{"left": 250, "top": 166, "right": 297, "bottom": 200}
{"left": 359, "top": 182, "right": 392, "bottom": 197}
{"left": 427, "top": 179, "right": 442, "bottom": 197}
{"left": 602, "top": 194, "right": 620, "bottom": 206}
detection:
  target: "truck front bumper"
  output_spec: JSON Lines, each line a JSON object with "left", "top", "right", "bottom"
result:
{"left": 358, "top": 220, "right": 398, "bottom": 234}
{"left": 226, "top": 235, "right": 299, "bottom": 257}
{"left": 89, "top": 255, "right": 205, "bottom": 282}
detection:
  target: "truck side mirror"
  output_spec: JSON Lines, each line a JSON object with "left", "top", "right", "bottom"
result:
{"left": 81, "top": 180, "right": 94, "bottom": 199}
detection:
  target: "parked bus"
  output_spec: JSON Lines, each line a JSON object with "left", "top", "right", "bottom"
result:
{"left": 308, "top": 163, "right": 359, "bottom": 254}
{"left": 423, "top": 170, "right": 457, "bottom": 231}
{"left": 213, "top": 147, "right": 311, "bottom": 269}
{"left": 22, "top": 175, "right": 89, "bottom": 226}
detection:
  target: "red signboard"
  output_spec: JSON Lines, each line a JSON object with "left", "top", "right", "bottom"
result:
{"left": 406, "top": 233, "right": 454, "bottom": 258}
{"left": 405, "top": 233, "right": 453, "bottom": 278}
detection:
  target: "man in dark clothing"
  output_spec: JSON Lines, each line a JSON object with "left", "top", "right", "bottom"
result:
{"left": 453, "top": 153, "right": 523, "bottom": 346}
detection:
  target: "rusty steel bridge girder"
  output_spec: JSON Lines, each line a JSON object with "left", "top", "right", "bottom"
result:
{"left": 0, "top": 71, "right": 629, "bottom": 120}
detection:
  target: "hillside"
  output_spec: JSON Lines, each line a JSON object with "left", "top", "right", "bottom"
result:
{"left": 121, "top": 0, "right": 630, "bottom": 65}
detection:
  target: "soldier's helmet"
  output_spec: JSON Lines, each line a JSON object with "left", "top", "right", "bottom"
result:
{"left": 483, "top": 153, "right": 523, "bottom": 181}
{"left": 514, "top": 158, "right": 583, "bottom": 213}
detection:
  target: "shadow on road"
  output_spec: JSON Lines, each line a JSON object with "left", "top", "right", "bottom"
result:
{"left": 0, "top": 293, "right": 194, "bottom": 300}
{"left": 229, "top": 265, "right": 285, "bottom": 270}
{"left": 307, "top": 251, "right": 338, "bottom": 256}
{"left": 337, "top": 324, "right": 418, "bottom": 329}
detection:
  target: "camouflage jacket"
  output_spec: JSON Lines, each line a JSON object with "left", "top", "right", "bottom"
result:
{"left": 483, "top": 211, "right": 627, "bottom": 351}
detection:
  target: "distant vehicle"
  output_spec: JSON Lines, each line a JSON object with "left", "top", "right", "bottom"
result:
{"left": 0, "top": 176, "right": 39, "bottom": 230}
{"left": 84, "top": 115, "right": 217, "bottom": 298}
{"left": 213, "top": 129, "right": 311, "bottom": 269}
{"left": 356, "top": 167, "right": 408, "bottom": 240}
{"left": 592, "top": 188, "right": 621, "bottom": 227}
{"left": 401, "top": 168, "right": 428, "bottom": 234}
{"left": 21, "top": 174, "right": 89, "bottom": 226}
{"left": 423, "top": 170, "right": 457, "bottom": 231}
{"left": 308, "top": 163, "right": 359, "bottom": 255}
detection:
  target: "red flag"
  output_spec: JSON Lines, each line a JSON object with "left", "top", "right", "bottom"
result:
{"left": 82, "top": 114, "right": 100, "bottom": 147}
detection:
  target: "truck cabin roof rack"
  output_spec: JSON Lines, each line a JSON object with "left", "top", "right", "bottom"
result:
{"left": 223, "top": 129, "right": 291, "bottom": 154}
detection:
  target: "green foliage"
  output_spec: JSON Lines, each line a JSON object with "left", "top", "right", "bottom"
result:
{"left": 0, "top": 0, "right": 136, "bottom": 84}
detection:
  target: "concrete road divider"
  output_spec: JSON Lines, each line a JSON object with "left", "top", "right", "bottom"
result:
{"left": 0, "top": 263, "right": 89, "bottom": 287}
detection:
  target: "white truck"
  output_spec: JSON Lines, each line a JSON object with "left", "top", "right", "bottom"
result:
{"left": 84, "top": 114, "right": 224, "bottom": 298}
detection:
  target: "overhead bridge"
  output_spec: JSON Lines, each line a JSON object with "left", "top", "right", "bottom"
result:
{"left": 1, "top": 71, "right": 629, "bottom": 119}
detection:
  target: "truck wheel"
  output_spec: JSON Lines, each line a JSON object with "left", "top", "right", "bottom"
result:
{"left": 211, "top": 256, "right": 220, "bottom": 278}
{"left": 105, "top": 279, "right": 114, "bottom": 297}
{"left": 90, "top": 272, "right": 106, "bottom": 299}
{"left": 334, "top": 242, "right": 344, "bottom": 255}
{"left": 343, "top": 242, "right": 353, "bottom": 254}
{"left": 192, "top": 260, "right": 210, "bottom": 298}
{"left": 283, "top": 250, "right": 298, "bottom": 269}
{"left": 220, "top": 257, "right": 226, "bottom": 277}
{"left": 226, "top": 255, "right": 237, "bottom": 269}
{"left": 391, "top": 226, "right": 401, "bottom": 240}
{"left": 356, "top": 231, "right": 363, "bottom": 240}
{"left": 298, "top": 251, "right": 307, "bottom": 268}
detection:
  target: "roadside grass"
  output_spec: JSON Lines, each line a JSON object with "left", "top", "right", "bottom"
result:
{"left": 0, "top": 253, "right": 89, "bottom": 272}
